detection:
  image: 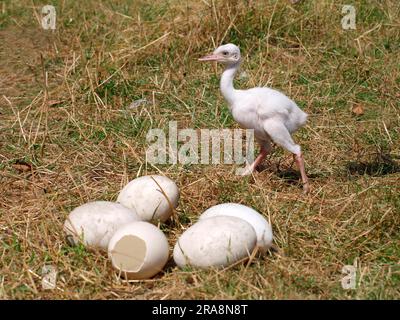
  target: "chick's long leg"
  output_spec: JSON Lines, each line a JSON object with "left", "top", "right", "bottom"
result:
{"left": 262, "top": 119, "right": 310, "bottom": 193}
{"left": 252, "top": 147, "right": 269, "bottom": 170}
{"left": 240, "top": 147, "right": 268, "bottom": 176}
{"left": 240, "top": 139, "right": 271, "bottom": 176}
{"left": 293, "top": 153, "right": 309, "bottom": 193}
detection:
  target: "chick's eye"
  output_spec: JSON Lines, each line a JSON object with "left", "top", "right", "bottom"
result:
{"left": 222, "top": 51, "right": 228, "bottom": 56}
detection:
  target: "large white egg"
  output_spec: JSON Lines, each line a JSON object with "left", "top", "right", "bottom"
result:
{"left": 199, "top": 203, "right": 273, "bottom": 251}
{"left": 117, "top": 175, "right": 179, "bottom": 222}
{"left": 173, "top": 216, "right": 257, "bottom": 269}
{"left": 63, "top": 201, "right": 140, "bottom": 250}
{"left": 108, "top": 221, "right": 169, "bottom": 280}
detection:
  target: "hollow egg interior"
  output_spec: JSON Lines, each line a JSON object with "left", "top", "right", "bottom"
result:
{"left": 110, "top": 235, "right": 147, "bottom": 272}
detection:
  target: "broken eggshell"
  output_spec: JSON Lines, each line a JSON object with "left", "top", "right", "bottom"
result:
{"left": 117, "top": 175, "right": 179, "bottom": 222}
{"left": 199, "top": 203, "right": 273, "bottom": 251}
{"left": 108, "top": 221, "right": 169, "bottom": 280}
{"left": 173, "top": 216, "right": 257, "bottom": 269}
{"left": 63, "top": 201, "right": 140, "bottom": 250}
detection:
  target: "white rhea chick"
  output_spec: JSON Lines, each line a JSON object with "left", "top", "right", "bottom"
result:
{"left": 199, "top": 43, "right": 310, "bottom": 193}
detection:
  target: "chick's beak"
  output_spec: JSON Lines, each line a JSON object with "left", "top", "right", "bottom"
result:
{"left": 198, "top": 54, "right": 222, "bottom": 62}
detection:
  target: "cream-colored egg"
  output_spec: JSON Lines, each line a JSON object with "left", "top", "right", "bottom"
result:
{"left": 199, "top": 203, "right": 273, "bottom": 251}
{"left": 117, "top": 175, "right": 179, "bottom": 222}
{"left": 173, "top": 216, "right": 257, "bottom": 269}
{"left": 108, "top": 221, "right": 169, "bottom": 280}
{"left": 64, "top": 201, "right": 140, "bottom": 250}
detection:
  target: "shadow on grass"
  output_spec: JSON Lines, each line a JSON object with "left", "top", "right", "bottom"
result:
{"left": 257, "top": 152, "right": 399, "bottom": 188}
{"left": 275, "top": 168, "right": 301, "bottom": 184}
{"left": 346, "top": 153, "right": 400, "bottom": 177}
{"left": 257, "top": 162, "right": 320, "bottom": 187}
{"left": 274, "top": 168, "right": 321, "bottom": 184}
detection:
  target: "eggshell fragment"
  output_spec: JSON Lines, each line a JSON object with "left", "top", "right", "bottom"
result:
{"left": 63, "top": 201, "right": 140, "bottom": 250}
{"left": 199, "top": 203, "right": 273, "bottom": 251}
{"left": 117, "top": 175, "right": 179, "bottom": 222}
{"left": 173, "top": 216, "right": 257, "bottom": 269}
{"left": 108, "top": 221, "right": 169, "bottom": 280}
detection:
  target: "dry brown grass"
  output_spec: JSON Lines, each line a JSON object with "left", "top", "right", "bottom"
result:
{"left": 0, "top": 0, "right": 399, "bottom": 299}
